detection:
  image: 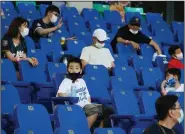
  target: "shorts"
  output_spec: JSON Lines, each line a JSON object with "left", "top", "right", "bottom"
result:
{"left": 83, "top": 104, "right": 103, "bottom": 116}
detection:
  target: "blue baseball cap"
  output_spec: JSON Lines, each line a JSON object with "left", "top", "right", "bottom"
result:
{"left": 129, "top": 16, "right": 141, "bottom": 26}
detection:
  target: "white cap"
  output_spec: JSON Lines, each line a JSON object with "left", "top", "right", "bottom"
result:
{"left": 92, "top": 29, "right": 109, "bottom": 41}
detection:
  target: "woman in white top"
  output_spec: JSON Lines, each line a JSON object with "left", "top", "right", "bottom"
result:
{"left": 161, "top": 68, "right": 184, "bottom": 96}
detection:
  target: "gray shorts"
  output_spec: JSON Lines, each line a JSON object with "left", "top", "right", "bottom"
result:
{"left": 83, "top": 104, "right": 103, "bottom": 116}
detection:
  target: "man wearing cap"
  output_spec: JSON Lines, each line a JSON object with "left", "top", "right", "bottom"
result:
{"left": 144, "top": 95, "right": 183, "bottom": 134}
{"left": 80, "top": 28, "right": 115, "bottom": 69}
{"left": 111, "top": 16, "right": 162, "bottom": 54}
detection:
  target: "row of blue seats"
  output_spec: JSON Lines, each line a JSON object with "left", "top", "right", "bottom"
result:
{"left": 2, "top": 84, "right": 184, "bottom": 134}
{"left": 1, "top": 2, "right": 184, "bottom": 47}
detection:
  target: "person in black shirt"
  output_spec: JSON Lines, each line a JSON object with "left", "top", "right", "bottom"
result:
{"left": 111, "top": 16, "right": 162, "bottom": 54}
{"left": 30, "top": 5, "right": 62, "bottom": 42}
{"left": 1, "top": 17, "right": 38, "bottom": 78}
{"left": 143, "top": 95, "right": 183, "bottom": 134}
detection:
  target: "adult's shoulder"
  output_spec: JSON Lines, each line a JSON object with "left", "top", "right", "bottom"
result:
{"left": 143, "top": 123, "right": 161, "bottom": 134}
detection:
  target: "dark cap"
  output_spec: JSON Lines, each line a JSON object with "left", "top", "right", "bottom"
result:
{"left": 129, "top": 16, "right": 141, "bottom": 26}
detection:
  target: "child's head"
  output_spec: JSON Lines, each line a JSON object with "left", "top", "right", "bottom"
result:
{"left": 67, "top": 57, "right": 82, "bottom": 74}
{"left": 168, "top": 45, "right": 183, "bottom": 60}
{"left": 165, "top": 68, "right": 181, "bottom": 82}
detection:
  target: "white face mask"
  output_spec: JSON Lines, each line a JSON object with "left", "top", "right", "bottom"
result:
{"left": 20, "top": 27, "right": 29, "bottom": 37}
{"left": 176, "top": 53, "right": 183, "bottom": 60}
{"left": 129, "top": 29, "right": 139, "bottom": 35}
{"left": 95, "top": 42, "right": 105, "bottom": 49}
{"left": 177, "top": 109, "right": 184, "bottom": 124}
{"left": 50, "top": 14, "right": 58, "bottom": 23}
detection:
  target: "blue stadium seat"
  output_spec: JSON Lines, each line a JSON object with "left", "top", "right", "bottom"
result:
{"left": 111, "top": 25, "right": 122, "bottom": 35}
{"left": 1, "top": 1, "right": 18, "bottom": 18}
{"left": 54, "top": 29, "right": 70, "bottom": 39}
{"left": 68, "top": 16, "right": 88, "bottom": 36}
{"left": 141, "top": 67, "right": 163, "bottom": 89}
{"left": 81, "top": 8, "right": 101, "bottom": 23}
{"left": 1, "top": 1, "right": 14, "bottom": 10}
{"left": 2, "top": 59, "right": 18, "bottom": 83}
{"left": 146, "top": 13, "right": 163, "bottom": 26}
{"left": 47, "top": 62, "right": 67, "bottom": 82}
{"left": 113, "top": 54, "right": 128, "bottom": 67}
{"left": 104, "top": 10, "right": 122, "bottom": 26}
{"left": 39, "top": 38, "right": 62, "bottom": 55}
{"left": 1, "top": 130, "right": 6, "bottom": 134}
{"left": 67, "top": 40, "right": 86, "bottom": 57}
{"left": 131, "top": 55, "right": 153, "bottom": 73}
{"left": 129, "top": 128, "right": 145, "bottom": 134}
{"left": 139, "top": 91, "right": 160, "bottom": 115}
{"left": 83, "top": 75, "right": 110, "bottom": 101}
{"left": 89, "top": 20, "right": 109, "bottom": 33}
{"left": 94, "top": 128, "right": 125, "bottom": 134}
{"left": 140, "top": 44, "right": 155, "bottom": 60}
{"left": 180, "top": 70, "right": 184, "bottom": 83}
{"left": 116, "top": 43, "right": 137, "bottom": 60}
{"left": 24, "top": 36, "right": 35, "bottom": 51}
{"left": 104, "top": 43, "right": 114, "bottom": 56}
{"left": 39, "top": 4, "right": 49, "bottom": 17}
{"left": 110, "top": 76, "right": 134, "bottom": 91}
{"left": 54, "top": 105, "right": 91, "bottom": 134}
{"left": 61, "top": 6, "right": 79, "bottom": 22}
{"left": 162, "top": 46, "right": 170, "bottom": 57}
{"left": 167, "top": 92, "right": 184, "bottom": 108}
{"left": 2, "top": 84, "right": 21, "bottom": 115}
{"left": 155, "top": 57, "right": 169, "bottom": 75}
{"left": 74, "top": 31, "right": 93, "bottom": 46}
{"left": 13, "top": 104, "right": 53, "bottom": 134}
{"left": 17, "top": 3, "right": 39, "bottom": 18}
{"left": 111, "top": 89, "right": 154, "bottom": 129}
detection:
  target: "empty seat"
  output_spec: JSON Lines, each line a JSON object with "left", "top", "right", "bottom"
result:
{"left": 61, "top": 6, "right": 79, "bottom": 21}
{"left": 67, "top": 40, "right": 86, "bottom": 57}
{"left": 113, "top": 54, "right": 128, "bottom": 67}
{"left": 17, "top": 3, "right": 38, "bottom": 18}
{"left": 116, "top": 43, "right": 137, "bottom": 60}
{"left": 39, "top": 4, "right": 49, "bottom": 17}
{"left": 104, "top": 10, "right": 122, "bottom": 25}
{"left": 14, "top": 104, "right": 53, "bottom": 134}
{"left": 47, "top": 62, "right": 67, "bottom": 82}
{"left": 139, "top": 91, "right": 160, "bottom": 115}
{"left": 167, "top": 92, "right": 184, "bottom": 107}
{"left": 94, "top": 128, "right": 125, "bottom": 134}
{"left": 111, "top": 89, "right": 154, "bottom": 129}
{"left": 140, "top": 44, "right": 155, "bottom": 60}
{"left": 129, "top": 128, "right": 145, "bottom": 134}
{"left": 89, "top": 20, "right": 109, "bottom": 33}
{"left": 74, "top": 31, "right": 93, "bottom": 46}
{"left": 146, "top": 13, "right": 163, "bottom": 26}
{"left": 141, "top": 67, "right": 163, "bottom": 89}
{"left": 82, "top": 8, "right": 101, "bottom": 23}
{"left": 83, "top": 75, "right": 110, "bottom": 100}
{"left": 54, "top": 105, "right": 91, "bottom": 134}
{"left": 2, "top": 84, "right": 21, "bottom": 115}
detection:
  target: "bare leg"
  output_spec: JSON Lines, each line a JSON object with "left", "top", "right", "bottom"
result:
{"left": 99, "top": 120, "right": 104, "bottom": 128}
{"left": 87, "top": 113, "right": 98, "bottom": 128}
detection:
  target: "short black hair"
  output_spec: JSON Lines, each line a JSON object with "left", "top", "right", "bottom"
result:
{"left": 165, "top": 68, "right": 181, "bottom": 81}
{"left": 155, "top": 95, "right": 178, "bottom": 120}
{"left": 67, "top": 57, "right": 82, "bottom": 69}
{"left": 168, "top": 45, "right": 181, "bottom": 56}
{"left": 45, "top": 5, "right": 60, "bottom": 16}
{"left": 6, "top": 17, "right": 29, "bottom": 38}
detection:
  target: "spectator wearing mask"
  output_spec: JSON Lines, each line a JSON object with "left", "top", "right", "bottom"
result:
{"left": 57, "top": 58, "right": 114, "bottom": 128}
{"left": 144, "top": 95, "right": 183, "bottom": 134}
{"left": 168, "top": 45, "right": 184, "bottom": 69}
{"left": 111, "top": 16, "right": 162, "bottom": 54}
{"left": 30, "top": 5, "right": 62, "bottom": 43}
{"left": 80, "top": 28, "right": 115, "bottom": 70}
{"left": 1, "top": 17, "right": 38, "bottom": 78}
{"left": 161, "top": 68, "right": 184, "bottom": 96}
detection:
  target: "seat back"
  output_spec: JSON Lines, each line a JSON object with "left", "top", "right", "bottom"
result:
{"left": 2, "top": 84, "right": 21, "bottom": 115}
{"left": 82, "top": 8, "right": 100, "bottom": 22}
{"left": 89, "top": 20, "right": 108, "bottom": 33}
{"left": 104, "top": 10, "right": 122, "bottom": 25}
{"left": 94, "top": 128, "right": 125, "bottom": 134}
{"left": 168, "top": 92, "right": 184, "bottom": 108}
{"left": 139, "top": 91, "right": 160, "bottom": 115}
{"left": 129, "top": 128, "right": 145, "bottom": 134}
{"left": 2, "top": 59, "right": 18, "bottom": 82}
{"left": 47, "top": 62, "right": 67, "bottom": 81}
{"left": 112, "top": 89, "right": 140, "bottom": 115}
{"left": 54, "top": 105, "right": 91, "bottom": 134}
{"left": 14, "top": 104, "right": 53, "bottom": 134}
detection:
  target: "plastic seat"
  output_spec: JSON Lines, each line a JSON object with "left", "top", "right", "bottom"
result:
{"left": 13, "top": 104, "right": 53, "bottom": 134}
{"left": 81, "top": 8, "right": 101, "bottom": 23}
{"left": 39, "top": 4, "right": 49, "bottom": 17}
{"left": 104, "top": 10, "right": 122, "bottom": 25}
{"left": 89, "top": 20, "right": 109, "bottom": 33}
{"left": 94, "top": 128, "right": 125, "bottom": 134}
{"left": 54, "top": 105, "right": 91, "bottom": 134}
{"left": 74, "top": 31, "right": 93, "bottom": 46}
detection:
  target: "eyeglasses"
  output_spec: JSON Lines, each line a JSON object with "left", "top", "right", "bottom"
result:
{"left": 52, "top": 12, "right": 59, "bottom": 17}
{"left": 96, "top": 38, "right": 105, "bottom": 44}
{"left": 171, "top": 106, "right": 183, "bottom": 110}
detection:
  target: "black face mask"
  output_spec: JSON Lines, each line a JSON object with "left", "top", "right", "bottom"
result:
{"left": 67, "top": 72, "right": 82, "bottom": 83}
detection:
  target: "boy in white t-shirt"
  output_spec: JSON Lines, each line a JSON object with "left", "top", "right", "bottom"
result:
{"left": 161, "top": 68, "right": 184, "bottom": 96}
{"left": 80, "top": 28, "right": 115, "bottom": 70}
{"left": 56, "top": 57, "right": 104, "bottom": 128}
